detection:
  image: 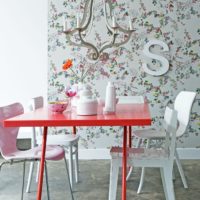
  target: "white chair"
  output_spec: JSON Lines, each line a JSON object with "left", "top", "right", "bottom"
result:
{"left": 26, "top": 96, "right": 80, "bottom": 193}
{"left": 109, "top": 107, "right": 178, "bottom": 200}
{"left": 127, "top": 91, "right": 196, "bottom": 193}
{"left": 0, "top": 102, "right": 73, "bottom": 200}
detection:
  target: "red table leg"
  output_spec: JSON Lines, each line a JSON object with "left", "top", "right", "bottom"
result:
{"left": 37, "top": 126, "right": 48, "bottom": 200}
{"left": 122, "top": 126, "right": 127, "bottom": 200}
{"left": 128, "top": 126, "right": 132, "bottom": 148}
{"left": 72, "top": 126, "right": 76, "bottom": 134}
{"left": 127, "top": 126, "right": 132, "bottom": 171}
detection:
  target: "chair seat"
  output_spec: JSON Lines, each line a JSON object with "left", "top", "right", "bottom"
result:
{"left": 133, "top": 128, "right": 166, "bottom": 139}
{"left": 110, "top": 146, "right": 168, "bottom": 160}
{"left": 36, "top": 134, "right": 79, "bottom": 146}
{"left": 4, "top": 145, "right": 65, "bottom": 161}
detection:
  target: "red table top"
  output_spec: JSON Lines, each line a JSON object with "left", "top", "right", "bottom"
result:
{"left": 4, "top": 103, "right": 151, "bottom": 127}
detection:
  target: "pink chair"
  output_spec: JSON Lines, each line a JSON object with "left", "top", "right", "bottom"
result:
{"left": 0, "top": 103, "right": 74, "bottom": 200}
{"left": 26, "top": 96, "right": 80, "bottom": 193}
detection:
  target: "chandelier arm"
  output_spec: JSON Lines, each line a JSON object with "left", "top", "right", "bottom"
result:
{"left": 80, "top": 0, "right": 94, "bottom": 32}
{"left": 63, "top": 0, "right": 92, "bottom": 35}
{"left": 113, "top": 31, "right": 132, "bottom": 47}
{"left": 65, "top": 30, "right": 97, "bottom": 50}
{"left": 103, "top": 0, "right": 114, "bottom": 33}
{"left": 81, "top": 0, "right": 94, "bottom": 38}
{"left": 104, "top": 1, "right": 135, "bottom": 35}
{"left": 63, "top": 28, "right": 78, "bottom": 35}
{"left": 116, "top": 23, "right": 136, "bottom": 34}
{"left": 99, "top": 33, "right": 117, "bottom": 54}
{"left": 65, "top": 27, "right": 99, "bottom": 60}
{"left": 78, "top": 30, "right": 99, "bottom": 60}
{"left": 80, "top": 0, "right": 91, "bottom": 27}
{"left": 105, "top": 0, "right": 113, "bottom": 17}
{"left": 66, "top": 34, "right": 83, "bottom": 47}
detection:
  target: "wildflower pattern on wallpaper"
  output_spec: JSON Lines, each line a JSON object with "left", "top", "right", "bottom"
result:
{"left": 48, "top": 0, "right": 200, "bottom": 149}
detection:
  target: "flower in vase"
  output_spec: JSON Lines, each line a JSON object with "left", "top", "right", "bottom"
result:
{"left": 63, "top": 59, "right": 73, "bottom": 70}
{"left": 62, "top": 59, "right": 89, "bottom": 83}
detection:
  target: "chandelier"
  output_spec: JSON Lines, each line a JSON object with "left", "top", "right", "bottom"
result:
{"left": 63, "top": 0, "right": 135, "bottom": 60}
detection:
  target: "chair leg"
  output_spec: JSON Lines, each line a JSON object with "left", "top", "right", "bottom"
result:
{"left": 136, "top": 137, "right": 141, "bottom": 148}
{"left": 109, "top": 159, "right": 119, "bottom": 200}
{"left": 36, "top": 161, "right": 40, "bottom": 183}
{"left": 68, "top": 144, "right": 74, "bottom": 189}
{"left": 160, "top": 168, "right": 168, "bottom": 200}
{"left": 126, "top": 137, "right": 141, "bottom": 181}
{"left": 21, "top": 161, "right": 26, "bottom": 200}
{"left": 137, "top": 139, "right": 150, "bottom": 194}
{"left": 175, "top": 149, "right": 188, "bottom": 188}
{"left": 126, "top": 166, "right": 133, "bottom": 181}
{"left": 44, "top": 161, "right": 50, "bottom": 200}
{"left": 163, "top": 166, "right": 175, "bottom": 200}
{"left": 64, "top": 157, "right": 74, "bottom": 200}
{"left": 172, "top": 165, "right": 176, "bottom": 180}
{"left": 137, "top": 167, "right": 145, "bottom": 194}
{"left": 26, "top": 161, "right": 34, "bottom": 193}
{"left": 74, "top": 144, "right": 79, "bottom": 183}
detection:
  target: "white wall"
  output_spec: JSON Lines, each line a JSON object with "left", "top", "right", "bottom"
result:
{"left": 0, "top": 0, "right": 47, "bottom": 109}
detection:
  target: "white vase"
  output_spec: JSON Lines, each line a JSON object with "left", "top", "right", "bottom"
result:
{"left": 77, "top": 87, "right": 98, "bottom": 115}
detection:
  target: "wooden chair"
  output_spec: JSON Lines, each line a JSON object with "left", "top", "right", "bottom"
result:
{"left": 109, "top": 107, "right": 178, "bottom": 200}
{"left": 127, "top": 91, "right": 196, "bottom": 193}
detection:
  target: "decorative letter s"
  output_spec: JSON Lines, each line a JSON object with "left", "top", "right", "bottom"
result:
{"left": 142, "top": 40, "right": 169, "bottom": 76}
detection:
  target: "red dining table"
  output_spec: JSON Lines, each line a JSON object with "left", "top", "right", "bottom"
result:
{"left": 4, "top": 103, "right": 151, "bottom": 200}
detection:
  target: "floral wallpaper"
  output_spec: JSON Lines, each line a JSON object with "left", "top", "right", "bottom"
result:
{"left": 48, "top": 0, "right": 200, "bottom": 149}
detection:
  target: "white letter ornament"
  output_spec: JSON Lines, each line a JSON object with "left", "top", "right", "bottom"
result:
{"left": 142, "top": 39, "right": 169, "bottom": 76}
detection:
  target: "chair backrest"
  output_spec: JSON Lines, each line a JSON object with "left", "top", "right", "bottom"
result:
{"left": 29, "top": 96, "right": 44, "bottom": 111}
{"left": 29, "top": 96, "right": 44, "bottom": 147}
{"left": 163, "top": 107, "right": 178, "bottom": 167}
{"left": 0, "top": 103, "right": 24, "bottom": 158}
{"left": 174, "top": 91, "right": 196, "bottom": 137}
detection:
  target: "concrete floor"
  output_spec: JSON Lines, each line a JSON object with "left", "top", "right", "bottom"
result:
{"left": 0, "top": 159, "right": 200, "bottom": 200}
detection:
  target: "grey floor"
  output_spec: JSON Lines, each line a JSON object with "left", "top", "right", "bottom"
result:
{"left": 0, "top": 159, "right": 200, "bottom": 200}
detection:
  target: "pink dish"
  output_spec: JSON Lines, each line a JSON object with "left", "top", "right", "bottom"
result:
{"left": 48, "top": 101, "right": 68, "bottom": 113}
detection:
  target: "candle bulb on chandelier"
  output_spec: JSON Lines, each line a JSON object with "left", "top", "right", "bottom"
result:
{"left": 63, "top": 17, "right": 67, "bottom": 32}
{"left": 112, "top": 16, "right": 116, "bottom": 28}
{"left": 76, "top": 14, "right": 80, "bottom": 28}
{"left": 129, "top": 17, "right": 133, "bottom": 30}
